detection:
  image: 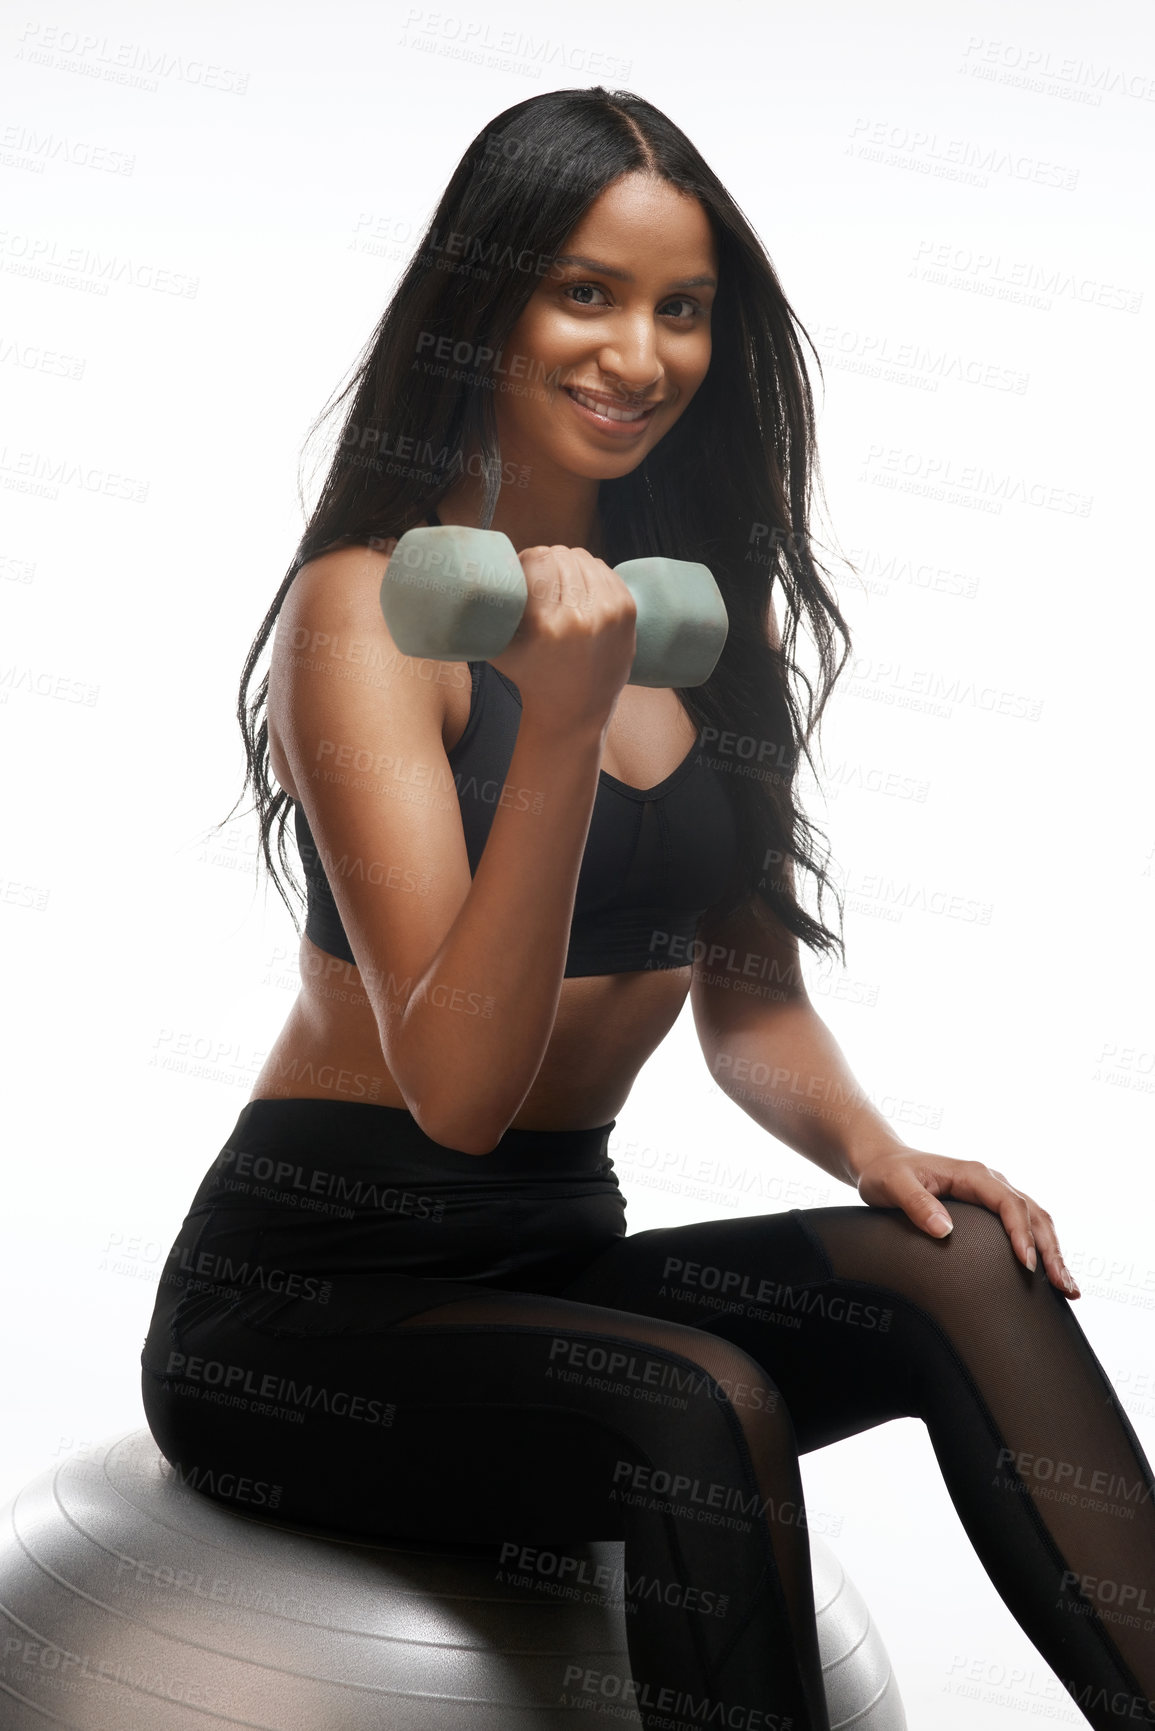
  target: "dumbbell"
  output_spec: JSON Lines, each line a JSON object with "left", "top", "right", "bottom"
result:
{"left": 379, "top": 524, "right": 728, "bottom": 688}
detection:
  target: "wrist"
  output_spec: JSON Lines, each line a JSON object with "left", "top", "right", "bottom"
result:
{"left": 518, "top": 704, "right": 607, "bottom": 752}
{"left": 841, "top": 1134, "right": 911, "bottom": 1186}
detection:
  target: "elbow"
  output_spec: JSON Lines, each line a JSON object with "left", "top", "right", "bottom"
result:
{"left": 402, "top": 1078, "right": 507, "bottom": 1155}
{"left": 410, "top": 1104, "right": 505, "bottom": 1157}
{"left": 385, "top": 1015, "right": 509, "bottom": 1156}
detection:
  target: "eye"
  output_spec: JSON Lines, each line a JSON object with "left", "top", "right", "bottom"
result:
{"left": 661, "top": 295, "right": 703, "bottom": 321}
{"left": 562, "top": 282, "right": 609, "bottom": 308}
{"left": 561, "top": 283, "right": 704, "bottom": 320}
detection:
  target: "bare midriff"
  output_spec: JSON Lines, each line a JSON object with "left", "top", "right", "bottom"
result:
{"left": 247, "top": 670, "right": 698, "bottom": 1132}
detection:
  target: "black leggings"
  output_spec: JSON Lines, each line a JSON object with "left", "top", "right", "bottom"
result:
{"left": 141, "top": 1100, "right": 1155, "bottom": 1731}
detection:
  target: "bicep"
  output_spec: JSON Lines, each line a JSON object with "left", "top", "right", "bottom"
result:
{"left": 271, "top": 547, "right": 473, "bottom": 1040}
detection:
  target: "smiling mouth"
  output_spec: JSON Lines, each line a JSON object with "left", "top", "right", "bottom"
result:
{"left": 563, "top": 386, "right": 659, "bottom": 425}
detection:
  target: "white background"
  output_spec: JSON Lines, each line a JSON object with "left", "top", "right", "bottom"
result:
{"left": 2, "top": 1, "right": 1152, "bottom": 1724}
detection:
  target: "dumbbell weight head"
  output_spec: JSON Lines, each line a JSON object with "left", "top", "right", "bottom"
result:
{"left": 380, "top": 525, "right": 729, "bottom": 689}
{"left": 615, "top": 556, "right": 728, "bottom": 689}
{"left": 380, "top": 525, "right": 526, "bottom": 663}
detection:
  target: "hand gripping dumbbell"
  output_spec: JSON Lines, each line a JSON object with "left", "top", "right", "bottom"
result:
{"left": 379, "top": 524, "right": 728, "bottom": 688}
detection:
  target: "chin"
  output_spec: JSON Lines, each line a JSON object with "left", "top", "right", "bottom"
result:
{"left": 562, "top": 426, "right": 654, "bottom": 470}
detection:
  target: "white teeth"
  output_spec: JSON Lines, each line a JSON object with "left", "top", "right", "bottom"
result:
{"left": 568, "top": 388, "right": 650, "bottom": 423}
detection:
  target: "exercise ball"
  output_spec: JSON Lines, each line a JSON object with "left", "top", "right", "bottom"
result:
{"left": 809, "top": 1529, "right": 907, "bottom": 1729}
{"left": 0, "top": 1431, "right": 905, "bottom": 1729}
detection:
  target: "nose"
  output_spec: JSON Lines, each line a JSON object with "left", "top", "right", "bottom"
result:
{"left": 595, "top": 313, "right": 664, "bottom": 399}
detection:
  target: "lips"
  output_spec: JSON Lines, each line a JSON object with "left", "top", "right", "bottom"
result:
{"left": 563, "top": 386, "right": 660, "bottom": 427}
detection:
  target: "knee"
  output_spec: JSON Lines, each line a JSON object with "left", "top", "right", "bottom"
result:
{"left": 813, "top": 1197, "right": 1035, "bottom": 1326}
{"left": 914, "top": 1197, "right": 1027, "bottom": 1296}
{"left": 702, "top": 1337, "right": 782, "bottom": 1422}
{"left": 663, "top": 1326, "right": 788, "bottom": 1436}
{"left": 939, "top": 1197, "right": 1016, "bottom": 1251}
{"left": 836, "top": 1195, "right": 1025, "bottom": 1289}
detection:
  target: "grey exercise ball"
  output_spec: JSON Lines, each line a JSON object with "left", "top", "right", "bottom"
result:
{"left": 0, "top": 1431, "right": 905, "bottom": 1729}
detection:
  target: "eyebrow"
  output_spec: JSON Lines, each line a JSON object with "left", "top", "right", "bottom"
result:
{"left": 551, "top": 253, "right": 718, "bottom": 290}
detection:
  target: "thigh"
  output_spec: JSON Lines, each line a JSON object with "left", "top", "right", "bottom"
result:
{"left": 557, "top": 1205, "right": 924, "bottom": 1453}
{"left": 141, "top": 1266, "right": 792, "bottom": 1546}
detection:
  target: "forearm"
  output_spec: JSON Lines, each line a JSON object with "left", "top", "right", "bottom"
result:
{"left": 400, "top": 710, "right": 604, "bottom": 1152}
{"left": 708, "top": 995, "right": 910, "bottom": 1186}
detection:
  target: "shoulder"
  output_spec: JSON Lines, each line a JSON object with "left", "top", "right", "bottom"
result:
{"left": 280, "top": 538, "right": 400, "bottom": 636}
{"left": 268, "top": 537, "right": 458, "bottom": 794}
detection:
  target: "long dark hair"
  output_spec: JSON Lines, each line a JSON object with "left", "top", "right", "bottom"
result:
{"left": 220, "top": 86, "right": 854, "bottom": 965}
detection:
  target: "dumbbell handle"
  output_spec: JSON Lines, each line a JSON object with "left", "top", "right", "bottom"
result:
{"left": 380, "top": 524, "right": 728, "bottom": 689}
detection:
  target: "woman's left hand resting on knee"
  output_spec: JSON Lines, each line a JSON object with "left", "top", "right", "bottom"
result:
{"left": 851, "top": 1146, "right": 1080, "bottom": 1299}
{"left": 690, "top": 896, "right": 1081, "bottom": 1301}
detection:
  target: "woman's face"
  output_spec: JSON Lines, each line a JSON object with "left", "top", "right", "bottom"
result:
{"left": 496, "top": 171, "right": 718, "bottom": 486}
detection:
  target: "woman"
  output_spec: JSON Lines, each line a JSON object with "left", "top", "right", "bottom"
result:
{"left": 142, "top": 88, "right": 1155, "bottom": 1731}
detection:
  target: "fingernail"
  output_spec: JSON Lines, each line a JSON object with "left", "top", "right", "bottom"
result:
{"left": 1061, "top": 1266, "right": 1077, "bottom": 1294}
{"left": 931, "top": 1212, "right": 952, "bottom": 1233}
{"left": 1025, "top": 1245, "right": 1037, "bottom": 1272}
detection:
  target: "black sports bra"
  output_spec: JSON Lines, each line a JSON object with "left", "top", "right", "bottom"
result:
{"left": 293, "top": 654, "right": 741, "bottom": 979}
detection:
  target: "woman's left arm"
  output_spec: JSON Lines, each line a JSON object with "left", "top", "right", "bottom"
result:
{"left": 688, "top": 892, "right": 1080, "bottom": 1299}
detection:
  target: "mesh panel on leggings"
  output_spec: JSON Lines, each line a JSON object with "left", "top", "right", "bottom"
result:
{"left": 798, "top": 1201, "right": 1155, "bottom": 1727}
{"left": 396, "top": 1286, "right": 832, "bottom": 1731}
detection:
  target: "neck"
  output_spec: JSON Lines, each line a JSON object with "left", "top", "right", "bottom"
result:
{"left": 429, "top": 473, "right": 606, "bottom": 561}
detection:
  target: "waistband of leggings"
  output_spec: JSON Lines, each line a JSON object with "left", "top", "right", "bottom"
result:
{"left": 213, "top": 1097, "right": 617, "bottom": 1181}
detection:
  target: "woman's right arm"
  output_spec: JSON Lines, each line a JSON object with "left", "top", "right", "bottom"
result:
{"left": 271, "top": 540, "right": 636, "bottom": 1154}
